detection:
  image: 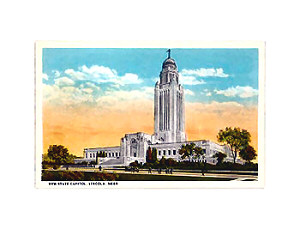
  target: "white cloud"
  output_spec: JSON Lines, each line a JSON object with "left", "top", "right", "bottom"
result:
{"left": 206, "top": 92, "right": 212, "bottom": 96}
{"left": 84, "top": 82, "right": 100, "bottom": 90}
{"left": 153, "top": 77, "right": 160, "bottom": 83}
{"left": 79, "top": 65, "right": 142, "bottom": 86}
{"left": 64, "top": 69, "right": 85, "bottom": 80}
{"left": 181, "top": 68, "right": 229, "bottom": 78}
{"left": 82, "top": 88, "right": 94, "bottom": 94}
{"left": 81, "top": 65, "right": 117, "bottom": 79}
{"left": 184, "top": 89, "right": 195, "bottom": 96}
{"left": 121, "top": 73, "right": 142, "bottom": 84}
{"left": 142, "top": 86, "right": 154, "bottom": 96}
{"left": 179, "top": 74, "right": 206, "bottom": 85}
{"left": 95, "top": 88, "right": 153, "bottom": 109}
{"left": 43, "top": 80, "right": 152, "bottom": 107}
{"left": 54, "top": 77, "right": 75, "bottom": 87}
{"left": 53, "top": 70, "right": 61, "bottom": 78}
{"left": 43, "top": 84, "right": 95, "bottom": 105}
{"left": 215, "top": 86, "right": 258, "bottom": 98}
{"left": 42, "top": 73, "right": 48, "bottom": 80}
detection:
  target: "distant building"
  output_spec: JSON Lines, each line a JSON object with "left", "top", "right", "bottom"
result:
{"left": 78, "top": 51, "right": 242, "bottom": 167}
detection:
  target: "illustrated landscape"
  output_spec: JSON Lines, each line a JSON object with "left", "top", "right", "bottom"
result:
{"left": 37, "top": 44, "right": 263, "bottom": 186}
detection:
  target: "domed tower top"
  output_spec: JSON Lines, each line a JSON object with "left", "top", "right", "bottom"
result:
{"left": 162, "top": 57, "right": 177, "bottom": 68}
{"left": 159, "top": 49, "right": 179, "bottom": 84}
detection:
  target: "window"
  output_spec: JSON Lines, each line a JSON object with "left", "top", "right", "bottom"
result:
{"left": 90, "top": 153, "right": 92, "bottom": 158}
{"left": 159, "top": 150, "right": 161, "bottom": 156}
{"left": 112, "top": 153, "right": 114, "bottom": 157}
{"left": 108, "top": 153, "right": 111, "bottom": 157}
{"left": 168, "top": 150, "right": 171, "bottom": 155}
{"left": 163, "top": 150, "right": 166, "bottom": 155}
{"left": 86, "top": 153, "right": 88, "bottom": 158}
{"left": 173, "top": 150, "right": 176, "bottom": 155}
{"left": 134, "top": 153, "right": 137, "bottom": 157}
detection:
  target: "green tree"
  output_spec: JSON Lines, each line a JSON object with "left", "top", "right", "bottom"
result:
{"left": 217, "top": 127, "right": 251, "bottom": 164}
{"left": 179, "top": 144, "right": 189, "bottom": 161}
{"left": 47, "top": 145, "right": 75, "bottom": 165}
{"left": 152, "top": 148, "right": 158, "bottom": 162}
{"left": 159, "top": 156, "right": 166, "bottom": 168}
{"left": 179, "top": 143, "right": 199, "bottom": 162}
{"left": 186, "top": 143, "right": 196, "bottom": 162}
{"left": 213, "top": 152, "right": 227, "bottom": 165}
{"left": 129, "top": 160, "right": 140, "bottom": 168}
{"left": 193, "top": 146, "right": 204, "bottom": 162}
{"left": 166, "top": 158, "right": 176, "bottom": 167}
{"left": 239, "top": 145, "right": 257, "bottom": 163}
{"left": 97, "top": 151, "right": 107, "bottom": 158}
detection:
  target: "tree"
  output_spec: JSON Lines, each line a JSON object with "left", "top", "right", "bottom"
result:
{"left": 186, "top": 143, "right": 196, "bottom": 162}
{"left": 159, "top": 156, "right": 166, "bottom": 168}
{"left": 213, "top": 152, "right": 227, "bottom": 165}
{"left": 179, "top": 144, "right": 189, "bottom": 161}
{"left": 239, "top": 145, "right": 257, "bottom": 163}
{"left": 166, "top": 158, "right": 176, "bottom": 167}
{"left": 129, "top": 160, "right": 140, "bottom": 168}
{"left": 97, "top": 151, "right": 107, "bottom": 158}
{"left": 179, "top": 143, "right": 197, "bottom": 162}
{"left": 152, "top": 148, "right": 158, "bottom": 162}
{"left": 146, "top": 147, "right": 152, "bottom": 163}
{"left": 193, "top": 146, "right": 204, "bottom": 162}
{"left": 217, "top": 127, "right": 251, "bottom": 164}
{"left": 146, "top": 147, "right": 158, "bottom": 163}
{"left": 47, "top": 145, "right": 75, "bottom": 165}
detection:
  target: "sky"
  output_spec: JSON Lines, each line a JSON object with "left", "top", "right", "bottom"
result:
{"left": 42, "top": 48, "right": 258, "bottom": 157}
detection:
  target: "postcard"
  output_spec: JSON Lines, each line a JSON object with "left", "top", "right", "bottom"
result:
{"left": 35, "top": 41, "right": 265, "bottom": 188}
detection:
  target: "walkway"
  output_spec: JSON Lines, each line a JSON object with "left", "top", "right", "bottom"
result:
{"left": 60, "top": 167, "right": 257, "bottom": 181}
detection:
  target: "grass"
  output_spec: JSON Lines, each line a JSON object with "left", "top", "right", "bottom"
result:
{"left": 42, "top": 170, "right": 118, "bottom": 181}
{"left": 116, "top": 173, "right": 233, "bottom": 181}
{"left": 42, "top": 170, "right": 234, "bottom": 181}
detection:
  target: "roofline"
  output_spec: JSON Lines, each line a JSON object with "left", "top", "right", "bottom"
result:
{"left": 84, "top": 145, "right": 120, "bottom": 150}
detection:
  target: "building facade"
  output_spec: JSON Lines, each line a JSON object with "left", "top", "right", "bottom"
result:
{"left": 79, "top": 52, "right": 239, "bottom": 167}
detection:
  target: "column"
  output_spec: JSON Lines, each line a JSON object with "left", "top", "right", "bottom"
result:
{"left": 159, "top": 91, "right": 163, "bottom": 131}
{"left": 154, "top": 87, "right": 159, "bottom": 133}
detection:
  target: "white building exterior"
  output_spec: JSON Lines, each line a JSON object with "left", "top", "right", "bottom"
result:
{"left": 80, "top": 52, "right": 239, "bottom": 167}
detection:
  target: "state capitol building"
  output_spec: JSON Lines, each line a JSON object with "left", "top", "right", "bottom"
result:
{"left": 79, "top": 51, "right": 239, "bottom": 167}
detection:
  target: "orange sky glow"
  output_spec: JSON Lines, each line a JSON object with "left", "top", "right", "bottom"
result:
{"left": 43, "top": 99, "right": 258, "bottom": 158}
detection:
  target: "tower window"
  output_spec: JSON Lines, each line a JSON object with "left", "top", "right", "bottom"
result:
{"left": 173, "top": 150, "right": 176, "bottom": 155}
{"left": 163, "top": 150, "right": 166, "bottom": 155}
{"left": 168, "top": 150, "right": 171, "bottom": 155}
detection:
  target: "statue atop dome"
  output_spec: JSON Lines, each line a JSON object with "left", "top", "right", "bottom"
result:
{"left": 167, "top": 49, "right": 171, "bottom": 58}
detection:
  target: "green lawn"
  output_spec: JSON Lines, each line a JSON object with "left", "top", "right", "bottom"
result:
{"left": 42, "top": 170, "right": 234, "bottom": 181}
{"left": 116, "top": 173, "right": 233, "bottom": 181}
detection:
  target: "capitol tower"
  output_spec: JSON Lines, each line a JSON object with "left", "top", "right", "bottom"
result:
{"left": 83, "top": 49, "right": 235, "bottom": 167}
{"left": 154, "top": 50, "right": 187, "bottom": 143}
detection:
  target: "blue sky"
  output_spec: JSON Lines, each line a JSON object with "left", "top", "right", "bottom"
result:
{"left": 42, "top": 48, "right": 258, "bottom": 106}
